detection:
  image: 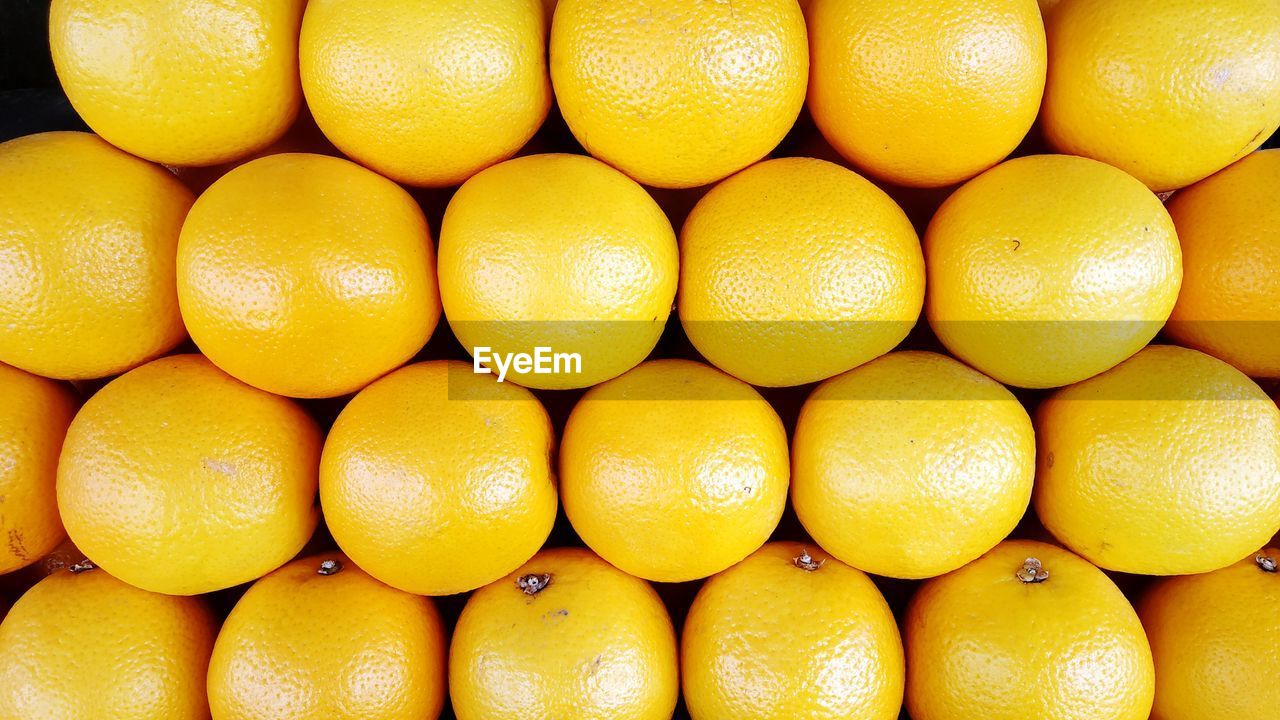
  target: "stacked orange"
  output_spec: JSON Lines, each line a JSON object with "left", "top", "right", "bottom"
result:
{"left": 0, "top": 1, "right": 1278, "bottom": 719}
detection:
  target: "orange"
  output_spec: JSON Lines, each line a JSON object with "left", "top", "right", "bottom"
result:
{"left": 1041, "top": 0, "right": 1280, "bottom": 192}
{"left": 1139, "top": 548, "right": 1280, "bottom": 720}
{"left": 0, "top": 131, "right": 191, "bottom": 380}
{"left": 793, "top": 351, "right": 1035, "bottom": 579}
{"left": 560, "top": 359, "right": 788, "bottom": 582}
{"left": 807, "top": 0, "right": 1046, "bottom": 188}
{"left": 177, "top": 153, "right": 439, "bottom": 399}
{"left": 321, "top": 361, "right": 557, "bottom": 596}
{"left": 450, "top": 547, "right": 678, "bottom": 720}
{"left": 682, "top": 542, "right": 904, "bottom": 720}
{"left": 56, "top": 354, "right": 321, "bottom": 595}
{"left": 0, "top": 564, "right": 216, "bottom": 720}
{"left": 678, "top": 157, "right": 925, "bottom": 387}
{"left": 1035, "top": 345, "right": 1280, "bottom": 575}
{"left": 208, "top": 554, "right": 446, "bottom": 720}
{"left": 906, "top": 540, "right": 1154, "bottom": 720}
{"left": 551, "top": 0, "right": 808, "bottom": 188}
{"left": 49, "top": 0, "right": 305, "bottom": 166}
{"left": 926, "top": 154, "right": 1182, "bottom": 388}
{"left": 300, "top": 0, "right": 550, "bottom": 187}
{"left": 439, "top": 154, "right": 678, "bottom": 389}
{"left": 1166, "top": 149, "right": 1280, "bottom": 377}
{"left": 0, "top": 364, "right": 76, "bottom": 575}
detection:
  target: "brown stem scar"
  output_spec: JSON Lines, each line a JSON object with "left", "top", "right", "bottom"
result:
{"left": 518, "top": 573, "right": 552, "bottom": 595}
{"left": 1016, "top": 557, "right": 1049, "bottom": 583}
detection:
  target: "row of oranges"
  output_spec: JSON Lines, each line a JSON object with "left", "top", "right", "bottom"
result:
{"left": 3, "top": 0, "right": 1280, "bottom": 718}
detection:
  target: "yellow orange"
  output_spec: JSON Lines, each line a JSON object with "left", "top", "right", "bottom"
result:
{"left": 906, "top": 540, "right": 1154, "bottom": 720}
{"left": 178, "top": 153, "right": 439, "bottom": 398}
{"left": 0, "top": 364, "right": 76, "bottom": 575}
{"left": 439, "top": 154, "right": 678, "bottom": 389}
{"left": 49, "top": 0, "right": 305, "bottom": 166}
{"left": 560, "top": 360, "right": 788, "bottom": 582}
{"left": 450, "top": 547, "right": 678, "bottom": 720}
{"left": 551, "top": 0, "right": 808, "bottom": 188}
{"left": 56, "top": 354, "right": 321, "bottom": 595}
{"left": 300, "top": 0, "right": 550, "bottom": 187}
{"left": 793, "top": 351, "right": 1035, "bottom": 579}
{"left": 1042, "top": 0, "right": 1280, "bottom": 191}
{"left": 0, "top": 131, "right": 191, "bottom": 380}
{"left": 208, "top": 554, "right": 446, "bottom": 720}
{"left": 1166, "top": 149, "right": 1280, "bottom": 377}
{"left": 1139, "top": 548, "right": 1280, "bottom": 720}
{"left": 807, "top": 0, "right": 1046, "bottom": 187}
{"left": 682, "top": 542, "right": 904, "bottom": 720}
{"left": 321, "top": 361, "right": 557, "bottom": 596}
{"left": 1035, "top": 345, "right": 1280, "bottom": 575}
{"left": 926, "top": 154, "right": 1182, "bottom": 388}
{"left": 678, "top": 157, "right": 924, "bottom": 387}
{"left": 0, "top": 565, "right": 216, "bottom": 720}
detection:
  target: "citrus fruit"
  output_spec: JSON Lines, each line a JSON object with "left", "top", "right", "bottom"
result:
{"left": 550, "top": 0, "right": 808, "bottom": 188}
{"left": 925, "top": 154, "right": 1182, "bottom": 388}
{"left": 1034, "top": 345, "right": 1280, "bottom": 575}
{"left": 208, "top": 554, "right": 446, "bottom": 720}
{"left": 906, "top": 540, "right": 1155, "bottom": 720}
{"left": 1041, "top": 0, "right": 1280, "bottom": 192}
{"left": 0, "top": 564, "right": 216, "bottom": 720}
{"left": 0, "top": 364, "right": 76, "bottom": 576}
{"left": 678, "top": 157, "right": 925, "bottom": 387}
{"left": 56, "top": 354, "right": 321, "bottom": 595}
{"left": 682, "top": 542, "right": 904, "bottom": 720}
{"left": 1139, "top": 547, "right": 1280, "bottom": 720}
{"left": 321, "top": 361, "right": 557, "bottom": 596}
{"left": 807, "top": 0, "right": 1046, "bottom": 187}
{"left": 49, "top": 0, "right": 305, "bottom": 166}
{"left": 1165, "top": 149, "right": 1280, "bottom": 377}
{"left": 560, "top": 359, "right": 788, "bottom": 582}
{"left": 793, "top": 351, "right": 1035, "bottom": 579}
{"left": 0, "top": 131, "right": 191, "bottom": 380}
{"left": 449, "top": 547, "right": 678, "bottom": 720}
{"left": 177, "top": 152, "right": 440, "bottom": 399}
{"left": 299, "top": 0, "right": 550, "bottom": 187}
{"left": 439, "top": 154, "right": 678, "bottom": 390}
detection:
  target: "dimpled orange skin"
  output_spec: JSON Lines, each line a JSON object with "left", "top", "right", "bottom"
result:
{"left": 551, "top": 0, "right": 807, "bottom": 189}
{"left": 321, "top": 361, "right": 557, "bottom": 596}
{"left": 1042, "top": 0, "right": 1280, "bottom": 192}
{"left": 0, "top": 364, "right": 76, "bottom": 575}
{"left": 300, "top": 0, "right": 550, "bottom": 188}
{"left": 450, "top": 547, "right": 678, "bottom": 720}
{"left": 906, "top": 540, "right": 1154, "bottom": 720}
{"left": 1034, "top": 345, "right": 1280, "bottom": 576}
{"left": 49, "top": 0, "right": 304, "bottom": 167}
{"left": 926, "top": 154, "right": 1182, "bottom": 389}
{"left": 793, "top": 351, "right": 1035, "bottom": 580}
{"left": 439, "top": 154, "right": 678, "bottom": 390}
{"left": 1139, "top": 548, "right": 1280, "bottom": 720}
{"left": 0, "top": 132, "right": 191, "bottom": 380}
{"left": 1166, "top": 150, "right": 1280, "bottom": 377}
{"left": 207, "top": 554, "right": 446, "bottom": 720}
{"left": 178, "top": 153, "right": 439, "bottom": 399}
{"left": 0, "top": 568, "right": 217, "bottom": 720}
{"left": 807, "top": 0, "right": 1045, "bottom": 188}
{"left": 56, "top": 354, "right": 321, "bottom": 596}
{"left": 682, "top": 542, "right": 904, "bottom": 720}
{"left": 560, "top": 360, "right": 789, "bottom": 583}
{"left": 679, "top": 157, "right": 924, "bottom": 387}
